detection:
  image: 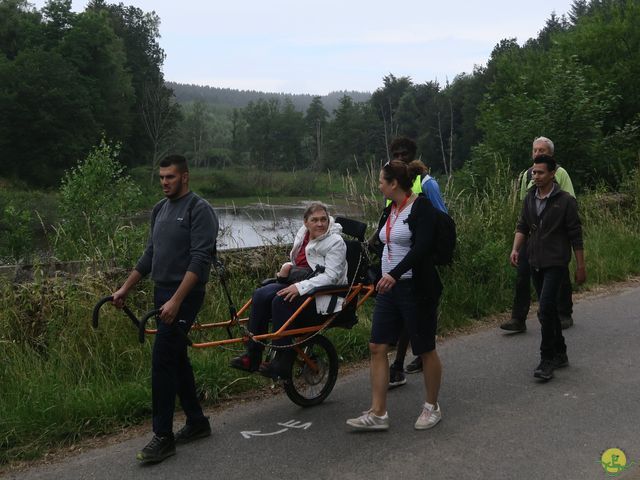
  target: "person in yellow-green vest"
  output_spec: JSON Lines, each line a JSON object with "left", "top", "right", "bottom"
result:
{"left": 500, "top": 136, "right": 576, "bottom": 334}
{"left": 386, "top": 137, "right": 448, "bottom": 388}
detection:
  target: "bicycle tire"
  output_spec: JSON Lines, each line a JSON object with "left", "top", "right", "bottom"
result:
{"left": 283, "top": 334, "right": 339, "bottom": 407}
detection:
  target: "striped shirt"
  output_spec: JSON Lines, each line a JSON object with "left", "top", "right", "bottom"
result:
{"left": 380, "top": 205, "right": 413, "bottom": 279}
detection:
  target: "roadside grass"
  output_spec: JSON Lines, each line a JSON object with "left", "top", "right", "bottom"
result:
{"left": 1, "top": 166, "right": 639, "bottom": 466}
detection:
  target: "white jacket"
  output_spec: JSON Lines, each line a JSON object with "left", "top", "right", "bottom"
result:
{"left": 290, "top": 217, "right": 348, "bottom": 314}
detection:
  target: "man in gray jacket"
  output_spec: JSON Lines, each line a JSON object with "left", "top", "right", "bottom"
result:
{"left": 112, "top": 154, "right": 218, "bottom": 463}
{"left": 510, "top": 155, "right": 586, "bottom": 381}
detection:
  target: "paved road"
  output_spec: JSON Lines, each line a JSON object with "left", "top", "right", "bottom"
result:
{"left": 4, "top": 285, "right": 640, "bottom": 480}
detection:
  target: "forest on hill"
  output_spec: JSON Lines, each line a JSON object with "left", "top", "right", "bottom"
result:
{"left": 167, "top": 81, "right": 371, "bottom": 112}
{"left": 1, "top": 0, "right": 639, "bottom": 189}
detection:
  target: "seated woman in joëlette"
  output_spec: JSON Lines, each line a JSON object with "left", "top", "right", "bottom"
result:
{"left": 230, "top": 202, "right": 348, "bottom": 378}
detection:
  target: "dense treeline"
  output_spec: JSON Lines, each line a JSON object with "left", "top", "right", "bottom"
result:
{"left": 0, "top": 0, "right": 179, "bottom": 186}
{"left": 2, "top": 0, "right": 639, "bottom": 190}
{"left": 172, "top": 0, "right": 640, "bottom": 189}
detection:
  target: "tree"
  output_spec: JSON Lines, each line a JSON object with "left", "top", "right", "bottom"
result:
{"left": 243, "top": 98, "right": 281, "bottom": 169}
{"left": 57, "top": 9, "right": 135, "bottom": 143}
{"left": 0, "top": 0, "right": 42, "bottom": 60}
{"left": 275, "top": 99, "right": 305, "bottom": 169}
{"left": 181, "top": 101, "right": 210, "bottom": 167}
{"left": 395, "top": 81, "right": 445, "bottom": 171}
{"left": 0, "top": 49, "right": 98, "bottom": 185}
{"left": 473, "top": 53, "right": 613, "bottom": 186}
{"left": 304, "top": 96, "right": 328, "bottom": 170}
{"left": 41, "top": 0, "right": 74, "bottom": 45}
{"left": 86, "top": 1, "right": 174, "bottom": 167}
{"left": 229, "top": 108, "right": 247, "bottom": 165}
{"left": 370, "top": 74, "right": 413, "bottom": 159}
{"left": 325, "top": 95, "right": 378, "bottom": 172}
{"left": 559, "top": 0, "right": 640, "bottom": 129}
{"left": 141, "top": 79, "right": 181, "bottom": 178}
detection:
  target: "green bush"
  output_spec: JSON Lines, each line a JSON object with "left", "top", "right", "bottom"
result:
{"left": 53, "top": 140, "right": 145, "bottom": 266}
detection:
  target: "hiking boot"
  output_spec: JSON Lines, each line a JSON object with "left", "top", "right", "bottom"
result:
{"left": 500, "top": 318, "right": 526, "bottom": 332}
{"left": 404, "top": 356, "right": 423, "bottom": 374}
{"left": 136, "top": 434, "right": 175, "bottom": 463}
{"left": 175, "top": 418, "right": 211, "bottom": 444}
{"left": 346, "top": 410, "right": 389, "bottom": 431}
{"left": 388, "top": 367, "right": 407, "bottom": 389}
{"left": 559, "top": 315, "right": 574, "bottom": 330}
{"left": 553, "top": 352, "right": 569, "bottom": 369}
{"left": 534, "top": 359, "right": 555, "bottom": 381}
{"left": 414, "top": 403, "right": 442, "bottom": 430}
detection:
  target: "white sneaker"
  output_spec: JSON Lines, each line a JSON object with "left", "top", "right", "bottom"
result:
{"left": 414, "top": 403, "right": 442, "bottom": 430}
{"left": 346, "top": 410, "right": 389, "bottom": 430}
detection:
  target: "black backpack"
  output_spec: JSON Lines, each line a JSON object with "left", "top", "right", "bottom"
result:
{"left": 376, "top": 195, "right": 456, "bottom": 267}
{"left": 432, "top": 207, "right": 456, "bottom": 266}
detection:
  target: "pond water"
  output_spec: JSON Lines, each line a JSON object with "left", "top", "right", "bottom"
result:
{"left": 214, "top": 202, "right": 365, "bottom": 250}
{"left": 215, "top": 205, "right": 303, "bottom": 250}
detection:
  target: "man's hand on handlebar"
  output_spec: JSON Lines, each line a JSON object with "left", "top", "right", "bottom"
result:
{"left": 111, "top": 288, "right": 129, "bottom": 309}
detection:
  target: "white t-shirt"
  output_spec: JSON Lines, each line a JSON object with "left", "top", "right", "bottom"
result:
{"left": 380, "top": 206, "right": 413, "bottom": 279}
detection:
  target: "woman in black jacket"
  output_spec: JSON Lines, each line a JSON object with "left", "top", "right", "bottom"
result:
{"left": 347, "top": 159, "right": 444, "bottom": 431}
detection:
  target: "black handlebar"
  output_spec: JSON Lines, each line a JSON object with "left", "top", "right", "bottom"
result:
{"left": 137, "top": 309, "right": 192, "bottom": 346}
{"left": 92, "top": 296, "right": 140, "bottom": 329}
{"left": 92, "top": 296, "right": 192, "bottom": 347}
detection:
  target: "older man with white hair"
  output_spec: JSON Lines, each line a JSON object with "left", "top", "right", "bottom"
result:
{"left": 500, "top": 136, "right": 576, "bottom": 333}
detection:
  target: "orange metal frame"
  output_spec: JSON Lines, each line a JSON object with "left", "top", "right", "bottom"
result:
{"left": 142, "top": 283, "right": 376, "bottom": 349}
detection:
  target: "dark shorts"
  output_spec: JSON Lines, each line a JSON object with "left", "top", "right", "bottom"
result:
{"left": 370, "top": 279, "right": 438, "bottom": 355}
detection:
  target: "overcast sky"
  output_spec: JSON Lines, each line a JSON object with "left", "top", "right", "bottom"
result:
{"left": 32, "top": 0, "right": 577, "bottom": 95}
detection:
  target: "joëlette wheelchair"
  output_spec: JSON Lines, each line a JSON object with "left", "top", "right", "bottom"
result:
{"left": 92, "top": 217, "right": 375, "bottom": 407}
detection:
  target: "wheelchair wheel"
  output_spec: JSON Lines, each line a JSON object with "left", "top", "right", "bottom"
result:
{"left": 283, "top": 334, "right": 338, "bottom": 407}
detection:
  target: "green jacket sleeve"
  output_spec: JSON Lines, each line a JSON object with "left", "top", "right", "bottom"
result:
{"left": 554, "top": 167, "right": 575, "bottom": 197}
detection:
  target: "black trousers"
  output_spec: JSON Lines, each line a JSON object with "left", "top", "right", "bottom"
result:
{"left": 511, "top": 243, "right": 573, "bottom": 321}
{"left": 247, "top": 282, "right": 319, "bottom": 350}
{"left": 530, "top": 266, "right": 567, "bottom": 360}
{"left": 152, "top": 287, "right": 207, "bottom": 436}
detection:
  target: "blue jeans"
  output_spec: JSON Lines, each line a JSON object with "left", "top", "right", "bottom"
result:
{"left": 152, "top": 287, "right": 206, "bottom": 436}
{"left": 530, "top": 266, "right": 567, "bottom": 360}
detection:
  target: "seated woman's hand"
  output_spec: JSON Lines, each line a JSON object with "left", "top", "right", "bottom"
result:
{"left": 277, "top": 284, "right": 300, "bottom": 302}
{"left": 277, "top": 262, "right": 293, "bottom": 278}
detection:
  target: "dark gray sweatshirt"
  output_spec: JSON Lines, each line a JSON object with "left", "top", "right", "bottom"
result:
{"left": 135, "top": 192, "right": 218, "bottom": 290}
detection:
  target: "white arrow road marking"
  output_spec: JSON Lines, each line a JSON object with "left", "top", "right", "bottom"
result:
{"left": 240, "top": 428, "right": 289, "bottom": 439}
{"left": 278, "top": 420, "right": 312, "bottom": 429}
{"left": 241, "top": 420, "right": 312, "bottom": 439}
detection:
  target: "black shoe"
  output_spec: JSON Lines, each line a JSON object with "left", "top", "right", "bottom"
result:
{"left": 259, "top": 349, "right": 295, "bottom": 379}
{"left": 136, "top": 434, "right": 175, "bottom": 463}
{"left": 534, "top": 359, "right": 555, "bottom": 381}
{"left": 175, "top": 418, "right": 211, "bottom": 444}
{"left": 559, "top": 315, "right": 574, "bottom": 330}
{"left": 553, "top": 352, "right": 569, "bottom": 368}
{"left": 404, "top": 356, "right": 423, "bottom": 374}
{"left": 229, "top": 352, "right": 262, "bottom": 372}
{"left": 388, "top": 366, "right": 407, "bottom": 389}
{"left": 500, "top": 318, "right": 526, "bottom": 332}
